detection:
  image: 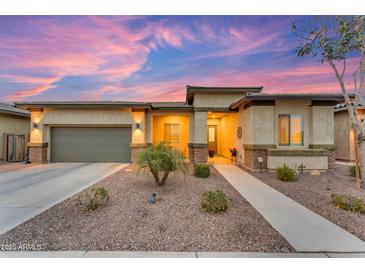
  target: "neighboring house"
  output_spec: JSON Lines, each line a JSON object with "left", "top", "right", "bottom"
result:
{"left": 15, "top": 86, "right": 343, "bottom": 171}
{"left": 334, "top": 103, "right": 364, "bottom": 162}
{"left": 0, "top": 103, "right": 30, "bottom": 161}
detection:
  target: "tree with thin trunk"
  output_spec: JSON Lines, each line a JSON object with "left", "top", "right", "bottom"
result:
{"left": 136, "top": 142, "right": 188, "bottom": 186}
{"left": 291, "top": 16, "right": 365, "bottom": 189}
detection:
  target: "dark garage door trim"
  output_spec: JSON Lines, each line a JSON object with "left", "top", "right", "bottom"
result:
{"left": 51, "top": 127, "right": 131, "bottom": 163}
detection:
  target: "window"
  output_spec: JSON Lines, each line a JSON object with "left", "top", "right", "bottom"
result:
{"left": 278, "top": 114, "right": 303, "bottom": 146}
{"left": 164, "top": 123, "right": 180, "bottom": 143}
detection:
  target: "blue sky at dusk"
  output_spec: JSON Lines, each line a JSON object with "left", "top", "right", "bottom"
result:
{"left": 0, "top": 16, "right": 355, "bottom": 102}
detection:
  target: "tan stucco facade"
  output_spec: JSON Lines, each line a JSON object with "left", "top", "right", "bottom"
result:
{"left": 152, "top": 114, "right": 190, "bottom": 157}
{"left": 334, "top": 109, "right": 363, "bottom": 161}
{"left": 29, "top": 107, "right": 145, "bottom": 162}
{"left": 267, "top": 155, "right": 328, "bottom": 170}
{"left": 18, "top": 87, "right": 340, "bottom": 169}
{"left": 193, "top": 93, "right": 247, "bottom": 108}
{"left": 234, "top": 101, "right": 336, "bottom": 170}
{"left": 0, "top": 113, "right": 30, "bottom": 161}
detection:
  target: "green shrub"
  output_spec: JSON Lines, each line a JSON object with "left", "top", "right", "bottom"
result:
{"left": 136, "top": 142, "right": 188, "bottom": 186}
{"left": 194, "top": 163, "right": 210, "bottom": 178}
{"left": 201, "top": 190, "right": 229, "bottom": 214}
{"left": 348, "top": 165, "right": 360, "bottom": 177}
{"left": 331, "top": 194, "right": 365, "bottom": 214}
{"left": 76, "top": 187, "right": 110, "bottom": 211}
{"left": 276, "top": 165, "right": 298, "bottom": 182}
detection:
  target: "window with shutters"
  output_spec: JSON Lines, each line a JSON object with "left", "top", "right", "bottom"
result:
{"left": 278, "top": 114, "right": 303, "bottom": 146}
{"left": 164, "top": 123, "right": 180, "bottom": 143}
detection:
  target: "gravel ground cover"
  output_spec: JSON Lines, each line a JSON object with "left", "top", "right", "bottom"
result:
{"left": 245, "top": 164, "right": 365, "bottom": 241}
{"left": 0, "top": 164, "right": 291, "bottom": 252}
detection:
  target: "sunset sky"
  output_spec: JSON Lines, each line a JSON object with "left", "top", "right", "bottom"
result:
{"left": 0, "top": 16, "right": 356, "bottom": 103}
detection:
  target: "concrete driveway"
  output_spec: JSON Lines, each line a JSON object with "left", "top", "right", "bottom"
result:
{"left": 0, "top": 163, "right": 127, "bottom": 235}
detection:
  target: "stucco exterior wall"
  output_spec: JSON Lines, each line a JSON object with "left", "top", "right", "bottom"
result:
{"left": 312, "top": 106, "right": 334, "bottom": 145}
{"left": 236, "top": 106, "right": 253, "bottom": 164}
{"left": 152, "top": 115, "right": 189, "bottom": 157}
{"left": 236, "top": 101, "right": 336, "bottom": 170}
{"left": 274, "top": 103, "right": 312, "bottom": 148}
{"left": 193, "top": 93, "right": 245, "bottom": 108}
{"left": 252, "top": 106, "right": 275, "bottom": 145}
{"left": 334, "top": 111, "right": 351, "bottom": 160}
{"left": 193, "top": 111, "right": 207, "bottom": 144}
{"left": 267, "top": 155, "right": 328, "bottom": 170}
{"left": 0, "top": 113, "right": 30, "bottom": 161}
{"left": 30, "top": 108, "right": 142, "bottom": 141}
{"left": 29, "top": 107, "right": 145, "bottom": 162}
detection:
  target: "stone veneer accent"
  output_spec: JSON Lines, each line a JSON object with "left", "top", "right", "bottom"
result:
{"left": 327, "top": 149, "right": 336, "bottom": 169}
{"left": 188, "top": 143, "right": 208, "bottom": 163}
{"left": 28, "top": 143, "right": 48, "bottom": 163}
{"left": 130, "top": 143, "right": 147, "bottom": 162}
{"left": 244, "top": 148, "right": 267, "bottom": 170}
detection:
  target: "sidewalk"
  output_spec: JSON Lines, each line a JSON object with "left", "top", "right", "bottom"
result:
{"left": 214, "top": 164, "right": 365, "bottom": 253}
{"left": 1, "top": 251, "right": 365, "bottom": 258}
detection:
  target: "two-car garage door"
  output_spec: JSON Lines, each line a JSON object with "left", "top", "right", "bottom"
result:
{"left": 51, "top": 127, "right": 131, "bottom": 162}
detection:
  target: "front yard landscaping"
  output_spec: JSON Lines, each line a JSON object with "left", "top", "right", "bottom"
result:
{"left": 0, "top": 164, "right": 291, "bottom": 252}
{"left": 248, "top": 164, "right": 365, "bottom": 241}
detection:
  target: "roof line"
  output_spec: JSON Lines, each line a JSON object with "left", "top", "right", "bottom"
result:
{"left": 229, "top": 93, "right": 348, "bottom": 109}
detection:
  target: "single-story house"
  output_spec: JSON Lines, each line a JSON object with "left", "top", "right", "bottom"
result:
{"left": 334, "top": 103, "right": 364, "bottom": 162}
{"left": 15, "top": 86, "right": 344, "bottom": 171}
{"left": 0, "top": 102, "right": 30, "bottom": 161}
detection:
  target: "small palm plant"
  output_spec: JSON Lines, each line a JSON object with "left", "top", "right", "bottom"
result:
{"left": 136, "top": 142, "right": 188, "bottom": 186}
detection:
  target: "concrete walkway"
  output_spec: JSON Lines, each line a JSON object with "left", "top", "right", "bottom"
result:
{"left": 1, "top": 251, "right": 365, "bottom": 258}
{"left": 0, "top": 163, "right": 126, "bottom": 235}
{"left": 214, "top": 164, "right": 365, "bottom": 253}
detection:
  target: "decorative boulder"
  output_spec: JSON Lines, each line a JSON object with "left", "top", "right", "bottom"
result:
{"left": 310, "top": 170, "right": 321, "bottom": 176}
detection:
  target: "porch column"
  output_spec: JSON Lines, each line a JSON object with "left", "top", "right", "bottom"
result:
{"left": 146, "top": 110, "right": 152, "bottom": 145}
{"left": 188, "top": 111, "right": 208, "bottom": 163}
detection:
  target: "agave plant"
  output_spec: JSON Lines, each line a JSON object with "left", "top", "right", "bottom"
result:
{"left": 136, "top": 142, "right": 188, "bottom": 186}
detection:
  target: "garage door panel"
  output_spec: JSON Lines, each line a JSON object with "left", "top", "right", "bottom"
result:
{"left": 51, "top": 127, "right": 131, "bottom": 162}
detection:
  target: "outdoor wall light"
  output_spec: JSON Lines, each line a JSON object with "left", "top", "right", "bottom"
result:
{"left": 32, "top": 122, "right": 38, "bottom": 129}
{"left": 136, "top": 123, "right": 140, "bottom": 129}
{"left": 257, "top": 157, "right": 264, "bottom": 173}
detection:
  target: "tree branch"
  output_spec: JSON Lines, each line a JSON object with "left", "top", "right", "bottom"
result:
{"left": 341, "top": 59, "right": 346, "bottom": 79}
{"left": 328, "top": 59, "right": 360, "bottom": 131}
{"left": 353, "top": 65, "right": 361, "bottom": 109}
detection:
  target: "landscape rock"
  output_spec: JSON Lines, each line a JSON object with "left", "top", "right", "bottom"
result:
{"left": 310, "top": 170, "right": 321, "bottom": 176}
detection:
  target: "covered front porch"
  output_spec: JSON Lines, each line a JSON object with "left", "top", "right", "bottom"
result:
{"left": 207, "top": 112, "right": 238, "bottom": 162}
{"left": 151, "top": 113, "right": 190, "bottom": 158}
{"left": 149, "top": 110, "right": 238, "bottom": 164}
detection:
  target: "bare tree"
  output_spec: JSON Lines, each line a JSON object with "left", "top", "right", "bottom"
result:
{"left": 291, "top": 16, "right": 365, "bottom": 188}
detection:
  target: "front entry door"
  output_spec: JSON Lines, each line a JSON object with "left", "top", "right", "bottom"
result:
{"left": 207, "top": 125, "right": 217, "bottom": 154}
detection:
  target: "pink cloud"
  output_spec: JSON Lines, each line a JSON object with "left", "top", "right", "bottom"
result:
{"left": 8, "top": 84, "right": 57, "bottom": 101}
{"left": 0, "top": 16, "right": 358, "bottom": 102}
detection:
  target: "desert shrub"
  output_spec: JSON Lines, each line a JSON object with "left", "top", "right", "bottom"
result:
{"left": 76, "top": 187, "right": 110, "bottom": 211}
{"left": 201, "top": 190, "right": 229, "bottom": 214}
{"left": 194, "top": 163, "right": 210, "bottom": 178}
{"left": 349, "top": 165, "right": 360, "bottom": 177}
{"left": 136, "top": 142, "right": 188, "bottom": 186}
{"left": 276, "top": 165, "right": 298, "bottom": 182}
{"left": 331, "top": 194, "right": 365, "bottom": 214}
